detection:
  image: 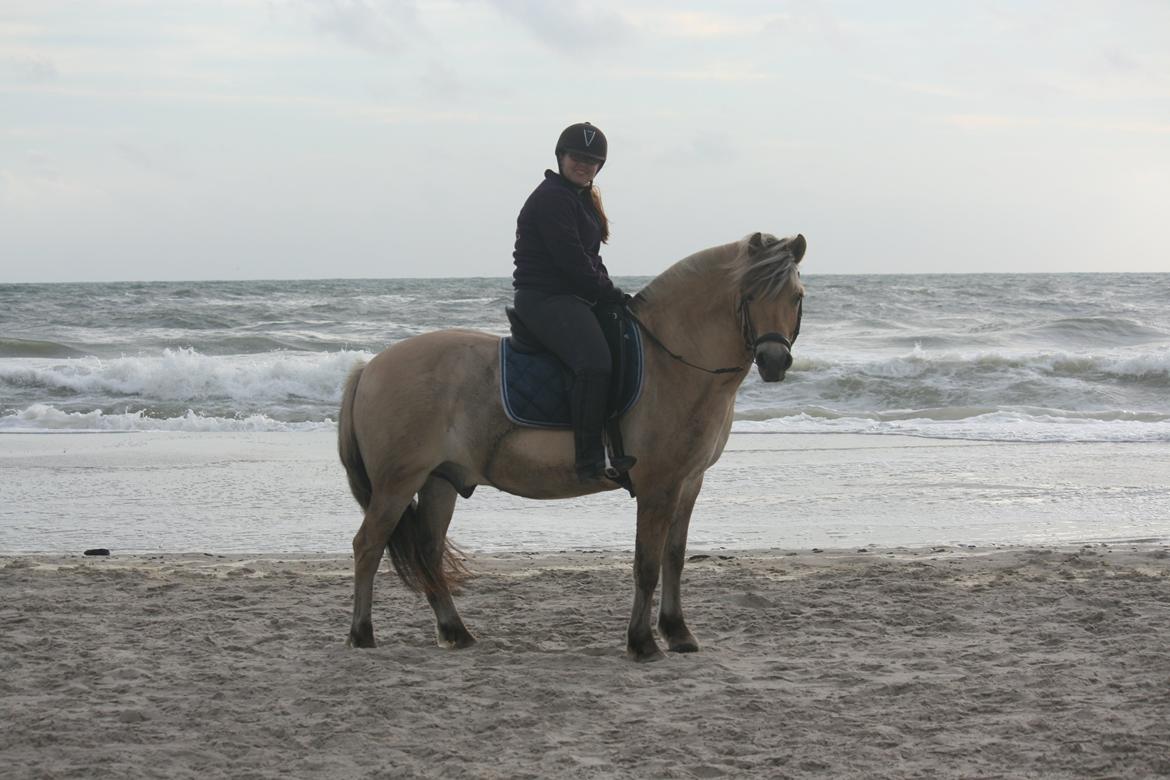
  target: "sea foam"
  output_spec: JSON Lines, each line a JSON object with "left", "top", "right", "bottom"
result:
{"left": 3, "top": 274, "right": 1169, "bottom": 441}
{"left": 0, "top": 403, "right": 335, "bottom": 433}
{"left": 1, "top": 347, "right": 370, "bottom": 406}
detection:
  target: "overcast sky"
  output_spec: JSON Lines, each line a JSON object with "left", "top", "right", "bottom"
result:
{"left": 2, "top": 1, "right": 1168, "bottom": 282}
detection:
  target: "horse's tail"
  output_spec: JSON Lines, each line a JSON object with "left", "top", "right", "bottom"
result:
{"left": 338, "top": 361, "right": 372, "bottom": 511}
{"left": 387, "top": 490, "right": 470, "bottom": 597}
{"left": 340, "top": 362, "right": 467, "bottom": 595}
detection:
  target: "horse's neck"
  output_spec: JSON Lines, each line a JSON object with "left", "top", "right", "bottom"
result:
{"left": 635, "top": 246, "right": 747, "bottom": 379}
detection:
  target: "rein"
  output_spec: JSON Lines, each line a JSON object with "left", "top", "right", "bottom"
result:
{"left": 625, "top": 309, "right": 747, "bottom": 375}
{"left": 626, "top": 295, "right": 801, "bottom": 376}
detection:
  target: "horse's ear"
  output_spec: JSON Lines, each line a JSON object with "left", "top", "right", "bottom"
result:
{"left": 791, "top": 234, "right": 807, "bottom": 264}
{"left": 748, "top": 232, "right": 765, "bottom": 254}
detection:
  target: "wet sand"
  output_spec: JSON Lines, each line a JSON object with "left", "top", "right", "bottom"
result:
{"left": 3, "top": 546, "right": 1169, "bottom": 778}
{"left": 3, "top": 432, "right": 1170, "bottom": 553}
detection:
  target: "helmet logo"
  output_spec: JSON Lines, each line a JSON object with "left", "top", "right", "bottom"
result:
{"left": 582, "top": 127, "right": 596, "bottom": 147}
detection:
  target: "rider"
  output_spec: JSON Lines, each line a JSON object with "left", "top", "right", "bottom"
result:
{"left": 512, "top": 121, "right": 636, "bottom": 482}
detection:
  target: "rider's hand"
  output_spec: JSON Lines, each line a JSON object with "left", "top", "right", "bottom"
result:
{"left": 600, "top": 285, "right": 626, "bottom": 305}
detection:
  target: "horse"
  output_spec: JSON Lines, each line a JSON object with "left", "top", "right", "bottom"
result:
{"left": 338, "top": 231, "right": 806, "bottom": 661}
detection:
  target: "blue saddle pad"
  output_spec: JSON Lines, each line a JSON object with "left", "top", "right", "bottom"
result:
{"left": 499, "top": 320, "right": 644, "bottom": 429}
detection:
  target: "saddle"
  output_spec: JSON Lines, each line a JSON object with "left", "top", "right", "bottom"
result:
{"left": 500, "top": 304, "right": 643, "bottom": 491}
{"left": 500, "top": 304, "right": 643, "bottom": 427}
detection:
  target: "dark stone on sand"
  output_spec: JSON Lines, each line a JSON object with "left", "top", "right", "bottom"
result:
{"left": 688, "top": 554, "right": 711, "bottom": 562}
{"left": 83, "top": 548, "right": 110, "bottom": 556}
{"left": 811, "top": 548, "right": 823, "bottom": 553}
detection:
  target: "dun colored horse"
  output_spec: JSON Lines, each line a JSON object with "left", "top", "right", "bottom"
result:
{"left": 339, "top": 232, "right": 806, "bottom": 661}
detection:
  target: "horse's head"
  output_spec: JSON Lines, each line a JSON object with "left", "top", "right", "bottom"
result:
{"left": 736, "top": 232, "right": 806, "bottom": 382}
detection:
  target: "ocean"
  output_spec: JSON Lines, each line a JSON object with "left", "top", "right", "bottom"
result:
{"left": 3, "top": 273, "right": 1169, "bottom": 442}
{"left": 3, "top": 273, "right": 1170, "bottom": 554}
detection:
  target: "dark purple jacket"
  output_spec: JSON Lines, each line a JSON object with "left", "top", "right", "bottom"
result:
{"left": 512, "top": 170, "right": 617, "bottom": 301}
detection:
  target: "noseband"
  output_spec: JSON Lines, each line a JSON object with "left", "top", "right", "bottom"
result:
{"left": 739, "top": 295, "right": 802, "bottom": 355}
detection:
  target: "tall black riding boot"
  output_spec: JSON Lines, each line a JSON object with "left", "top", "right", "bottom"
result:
{"left": 570, "top": 372, "right": 636, "bottom": 482}
{"left": 570, "top": 372, "right": 608, "bottom": 481}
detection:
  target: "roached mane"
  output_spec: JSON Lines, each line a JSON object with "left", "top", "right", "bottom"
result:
{"left": 729, "top": 233, "right": 804, "bottom": 300}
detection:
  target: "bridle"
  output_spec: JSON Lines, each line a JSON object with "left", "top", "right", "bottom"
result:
{"left": 739, "top": 294, "right": 801, "bottom": 355}
{"left": 627, "top": 294, "right": 802, "bottom": 376}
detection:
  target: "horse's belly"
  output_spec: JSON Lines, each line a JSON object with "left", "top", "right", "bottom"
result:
{"left": 485, "top": 428, "right": 615, "bottom": 500}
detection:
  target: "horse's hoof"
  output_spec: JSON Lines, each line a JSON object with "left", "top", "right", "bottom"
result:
{"left": 436, "top": 627, "right": 477, "bottom": 650}
{"left": 627, "top": 644, "right": 667, "bottom": 663}
{"left": 659, "top": 618, "right": 699, "bottom": 653}
{"left": 348, "top": 623, "right": 376, "bottom": 649}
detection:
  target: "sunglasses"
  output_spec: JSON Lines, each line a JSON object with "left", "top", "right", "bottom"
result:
{"left": 566, "top": 152, "right": 603, "bottom": 166}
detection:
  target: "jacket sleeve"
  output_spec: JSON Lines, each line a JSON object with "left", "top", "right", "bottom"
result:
{"left": 532, "top": 189, "right": 615, "bottom": 301}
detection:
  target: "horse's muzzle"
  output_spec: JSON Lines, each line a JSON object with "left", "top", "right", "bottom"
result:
{"left": 754, "top": 343, "right": 793, "bottom": 382}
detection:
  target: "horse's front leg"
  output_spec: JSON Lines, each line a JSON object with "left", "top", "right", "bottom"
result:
{"left": 658, "top": 476, "right": 703, "bottom": 653}
{"left": 627, "top": 490, "right": 679, "bottom": 662}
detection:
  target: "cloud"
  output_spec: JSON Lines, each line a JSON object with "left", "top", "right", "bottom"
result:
{"left": 941, "top": 113, "right": 1170, "bottom": 136}
{"left": 1103, "top": 48, "right": 1141, "bottom": 74}
{"left": 605, "top": 64, "right": 775, "bottom": 83}
{"left": 0, "top": 56, "right": 60, "bottom": 84}
{"left": 622, "top": 10, "right": 788, "bottom": 40}
{"left": 943, "top": 114, "right": 1045, "bottom": 131}
{"left": 299, "top": 0, "right": 423, "bottom": 55}
{"left": 419, "top": 60, "right": 465, "bottom": 101}
{"left": 114, "top": 143, "right": 158, "bottom": 172}
{"left": 760, "top": 0, "right": 851, "bottom": 50}
{"left": 24, "top": 150, "right": 61, "bottom": 181}
{"left": 651, "top": 130, "right": 740, "bottom": 166}
{"left": 480, "top": 0, "right": 633, "bottom": 53}
{"left": 859, "top": 73, "right": 967, "bottom": 100}
{"left": 0, "top": 151, "right": 102, "bottom": 212}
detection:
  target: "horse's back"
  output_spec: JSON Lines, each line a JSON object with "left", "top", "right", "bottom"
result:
{"left": 362, "top": 329, "right": 499, "bottom": 385}
{"left": 351, "top": 329, "right": 505, "bottom": 478}
{"left": 359, "top": 329, "right": 501, "bottom": 408}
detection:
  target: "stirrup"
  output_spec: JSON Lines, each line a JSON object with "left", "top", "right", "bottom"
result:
{"left": 576, "top": 455, "right": 635, "bottom": 482}
{"left": 604, "top": 455, "right": 636, "bottom": 479}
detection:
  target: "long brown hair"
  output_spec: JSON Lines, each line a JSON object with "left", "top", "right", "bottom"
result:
{"left": 589, "top": 186, "right": 610, "bottom": 244}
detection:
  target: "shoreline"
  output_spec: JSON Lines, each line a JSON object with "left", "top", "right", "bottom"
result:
{"left": 3, "top": 432, "right": 1170, "bottom": 555}
{"left": 5, "top": 537, "right": 1170, "bottom": 564}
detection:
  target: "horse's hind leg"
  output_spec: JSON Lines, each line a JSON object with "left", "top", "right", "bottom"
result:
{"left": 417, "top": 476, "right": 476, "bottom": 649}
{"left": 348, "top": 492, "right": 413, "bottom": 648}
{"left": 658, "top": 477, "right": 703, "bottom": 653}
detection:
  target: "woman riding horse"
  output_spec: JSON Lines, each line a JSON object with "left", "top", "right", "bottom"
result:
{"left": 339, "top": 227, "right": 806, "bottom": 661}
{"left": 511, "top": 121, "right": 635, "bottom": 482}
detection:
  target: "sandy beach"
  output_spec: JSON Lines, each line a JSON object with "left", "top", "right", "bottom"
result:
{"left": 3, "top": 432, "right": 1170, "bottom": 776}
{"left": 2, "top": 545, "right": 1169, "bottom": 778}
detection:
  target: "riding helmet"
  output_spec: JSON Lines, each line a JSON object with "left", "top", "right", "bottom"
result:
{"left": 555, "top": 122, "right": 607, "bottom": 169}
